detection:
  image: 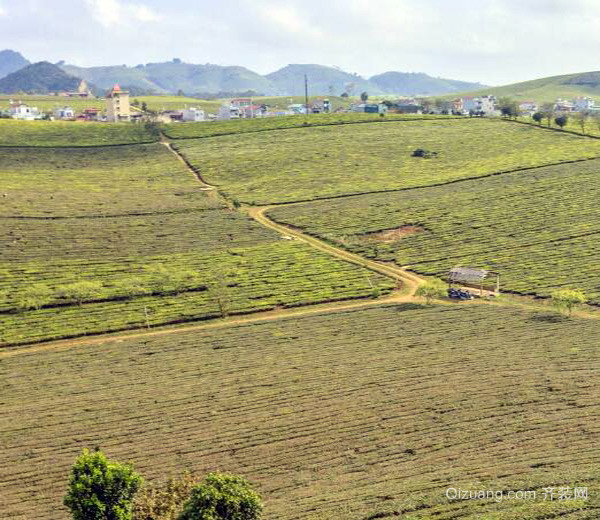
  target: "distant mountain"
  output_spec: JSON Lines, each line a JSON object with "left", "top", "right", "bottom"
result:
{"left": 267, "top": 64, "right": 381, "bottom": 96}
{"left": 0, "top": 61, "right": 83, "bottom": 94}
{"left": 0, "top": 49, "right": 30, "bottom": 80}
{"left": 369, "top": 71, "right": 485, "bottom": 96}
{"left": 456, "top": 71, "right": 600, "bottom": 102}
{"left": 62, "top": 60, "right": 279, "bottom": 95}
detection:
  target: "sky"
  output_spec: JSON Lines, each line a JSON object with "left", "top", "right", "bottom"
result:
{"left": 1, "top": 0, "right": 600, "bottom": 86}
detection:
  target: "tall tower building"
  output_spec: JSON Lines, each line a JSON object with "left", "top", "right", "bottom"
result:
{"left": 106, "top": 84, "right": 131, "bottom": 122}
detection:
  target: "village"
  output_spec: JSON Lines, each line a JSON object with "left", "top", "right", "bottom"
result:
{"left": 1, "top": 79, "right": 598, "bottom": 123}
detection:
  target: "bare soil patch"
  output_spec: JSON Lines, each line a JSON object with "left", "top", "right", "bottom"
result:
{"left": 362, "top": 225, "right": 424, "bottom": 243}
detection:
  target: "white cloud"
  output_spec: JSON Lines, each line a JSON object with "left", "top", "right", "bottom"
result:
{"left": 86, "top": 0, "right": 160, "bottom": 27}
{"left": 0, "top": 3, "right": 6, "bottom": 16}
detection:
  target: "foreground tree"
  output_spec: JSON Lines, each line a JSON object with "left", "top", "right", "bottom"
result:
{"left": 178, "top": 473, "right": 262, "bottom": 520}
{"left": 64, "top": 448, "right": 143, "bottom": 520}
{"left": 551, "top": 288, "right": 587, "bottom": 317}
{"left": 416, "top": 279, "right": 447, "bottom": 305}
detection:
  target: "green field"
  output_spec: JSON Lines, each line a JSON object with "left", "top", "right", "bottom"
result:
{"left": 268, "top": 158, "right": 600, "bottom": 303}
{"left": 0, "top": 119, "right": 158, "bottom": 147}
{"left": 2, "top": 304, "right": 599, "bottom": 519}
{"left": 173, "top": 118, "right": 600, "bottom": 204}
{"left": 163, "top": 112, "right": 453, "bottom": 139}
{"left": 0, "top": 142, "right": 393, "bottom": 346}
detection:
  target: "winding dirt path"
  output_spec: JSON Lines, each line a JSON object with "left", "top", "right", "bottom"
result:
{"left": 247, "top": 206, "right": 422, "bottom": 298}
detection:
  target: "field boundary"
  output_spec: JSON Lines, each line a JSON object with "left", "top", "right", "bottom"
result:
{"left": 503, "top": 117, "right": 600, "bottom": 140}
{"left": 0, "top": 138, "right": 161, "bottom": 150}
{"left": 0, "top": 207, "right": 223, "bottom": 220}
{"left": 163, "top": 115, "right": 465, "bottom": 141}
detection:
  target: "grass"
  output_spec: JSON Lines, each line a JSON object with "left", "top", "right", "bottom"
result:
{"left": 268, "top": 158, "right": 600, "bottom": 303}
{"left": 173, "top": 118, "right": 600, "bottom": 204}
{"left": 0, "top": 119, "right": 158, "bottom": 147}
{"left": 1, "top": 304, "right": 599, "bottom": 519}
{"left": 0, "top": 143, "right": 393, "bottom": 346}
{"left": 163, "top": 112, "right": 453, "bottom": 139}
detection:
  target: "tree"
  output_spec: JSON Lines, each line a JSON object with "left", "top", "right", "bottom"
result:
{"left": 360, "top": 91, "right": 368, "bottom": 102}
{"left": 340, "top": 92, "right": 349, "bottom": 98}
{"left": 177, "top": 89, "right": 185, "bottom": 97}
{"left": 575, "top": 110, "right": 590, "bottom": 133}
{"left": 498, "top": 97, "right": 519, "bottom": 119}
{"left": 59, "top": 281, "right": 104, "bottom": 305}
{"left": 532, "top": 111, "right": 544, "bottom": 125}
{"left": 16, "top": 284, "right": 53, "bottom": 310}
{"left": 554, "top": 114, "right": 568, "bottom": 129}
{"left": 141, "top": 102, "right": 148, "bottom": 112}
{"left": 540, "top": 102, "right": 554, "bottom": 127}
{"left": 178, "top": 473, "right": 262, "bottom": 520}
{"left": 64, "top": 448, "right": 143, "bottom": 520}
{"left": 551, "top": 289, "right": 587, "bottom": 317}
{"left": 416, "top": 279, "right": 447, "bottom": 305}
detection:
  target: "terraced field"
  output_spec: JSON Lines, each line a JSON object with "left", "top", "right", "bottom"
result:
{"left": 163, "top": 112, "right": 453, "bottom": 139}
{"left": 0, "top": 119, "right": 158, "bottom": 147}
{"left": 2, "top": 304, "right": 599, "bottom": 519}
{"left": 173, "top": 118, "right": 600, "bottom": 204}
{"left": 0, "top": 143, "right": 393, "bottom": 346}
{"left": 268, "top": 158, "right": 600, "bottom": 303}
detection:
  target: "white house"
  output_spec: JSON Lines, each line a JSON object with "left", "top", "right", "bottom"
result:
{"left": 54, "top": 106, "right": 75, "bottom": 119}
{"left": 182, "top": 107, "right": 205, "bottom": 122}
{"left": 9, "top": 102, "right": 41, "bottom": 120}
{"left": 573, "top": 97, "right": 595, "bottom": 112}
{"left": 462, "top": 95, "right": 497, "bottom": 115}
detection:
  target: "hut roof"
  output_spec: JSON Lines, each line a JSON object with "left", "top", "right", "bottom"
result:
{"left": 448, "top": 267, "right": 489, "bottom": 283}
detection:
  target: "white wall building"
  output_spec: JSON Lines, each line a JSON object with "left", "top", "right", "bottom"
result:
{"left": 54, "top": 106, "right": 75, "bottom": 119}
{"left": 574, "top": 97, "right": 595, "bottom": 112}
{"left": 182, "top": 107, "right": 205, "bottom": 122}
{"left": 9, "top": 102, "right": 41, "bottom": 120}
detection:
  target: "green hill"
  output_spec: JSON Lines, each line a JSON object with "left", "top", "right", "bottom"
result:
{"left": 456, "top": 70, "right": 600, "bottom": 102}
{"left": 369, "top": 71, "right": 484, "bottom": 95}
{"left": 0, "top": 49, "right": 30, "bottom": 80}
{"left": 0, "top": 61, "right": 83, "bottom": 94}
{"left": 62, "top": 60, "right": 278, "bottom": 96}
{"left": 266, "top": 64, "right": 380, "bottom": 96}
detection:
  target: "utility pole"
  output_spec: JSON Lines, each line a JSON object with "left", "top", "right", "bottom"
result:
{"left": 304, "top": 74, "right": 309, "bottom": 115}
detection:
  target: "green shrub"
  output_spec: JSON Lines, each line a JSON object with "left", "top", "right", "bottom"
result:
{"left": 416, "top": 278, "right": 447, "bottom": 305}
{"left": 59, "top": 281, "right": 105, "bottom": 305}
{"left": 16, "top": 284, "right": 53, "bottom": 310}
{"left": 178, "top": 473, "right": 262, "bottom": 520}
{"left": 134, "top": 473, "right": 199, "bottom": 520}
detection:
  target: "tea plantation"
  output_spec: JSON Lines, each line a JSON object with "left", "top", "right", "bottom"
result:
{"left": 2, "top": 304, "right": 599, "bottom": 519}
{"left": 0, "top": 141, "right": 393, "bottom": 346}
{"left": 173, "top": 118, "right": 600, "bottom": 204}
{"left": 268, "top": 158, "right": 600, "bottom": 302}
{"left": 0, "top": 119, "right": 159, "bottom": 147}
